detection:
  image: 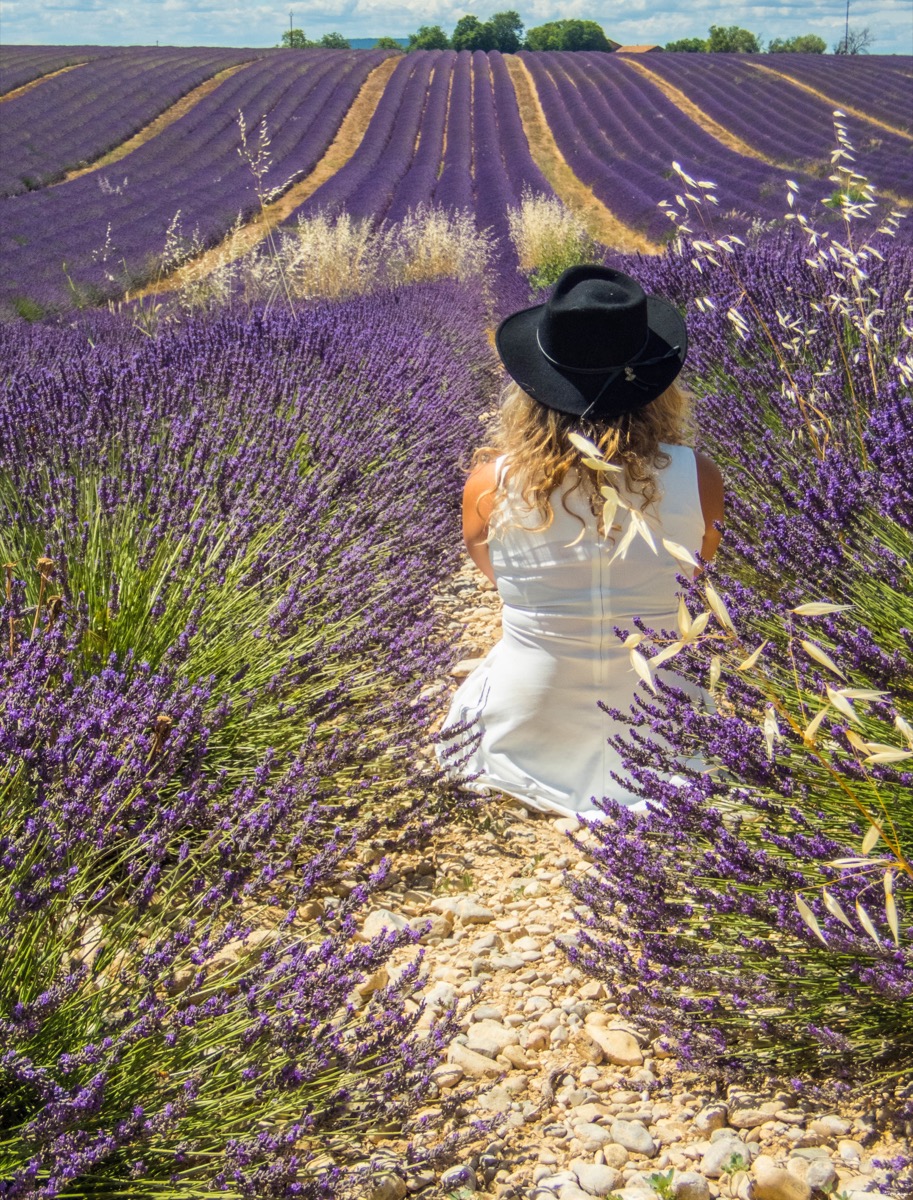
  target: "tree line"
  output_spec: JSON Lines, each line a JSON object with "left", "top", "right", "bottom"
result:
{"left": 278, "top": 16, "right": 876, "bottom": 55}
{"left": 407, "top": 14, "right": 612, "bottom": 51}
{"left": 665, "top": 23, "right": 874, "bottom": 53}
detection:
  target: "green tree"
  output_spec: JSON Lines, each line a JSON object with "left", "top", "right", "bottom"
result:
{"left": 486, "top": 9, "right": 524, "bottom": 52}
{"left": 280, "top": 28, "right": 315, "bottom": 47}
{"left": 706, "top": 24, "right": 761, "bottom": 51}
{"left": 407, "top": 24, "right": 451, "bottom": 49}
{"left": 319, "top": 32, "right": 350, "bottom": 48}
{"left": 664, "top": 36, "right": 707, "bottom": 51}
{"left": 374, "top": 36, "right": 404, "bottom": 50}
{"left": 767, "top": 34, "right": 826, "bottom": 52}
{"left": 525, "top": 18, "right": 611, "bottom": 50}
{"left": 452, "top": 14, "right": 495, "bottom": 51}
{"left": 834, "top": 25, "right": 874, "bottom": 53}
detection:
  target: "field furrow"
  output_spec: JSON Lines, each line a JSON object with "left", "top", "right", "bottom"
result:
{"left": 504, "top": 55, "right": 654, "bottom": 253}
{"left": 0, "top": 61, "right": 86, "bottom": 103}
{"left": 0, "top": 44, "right": 122, "bottom": 94}
{"left": 619, "top": 55, "right": 771, "bottom": 163}
{"left": 131, "top": 58, "right": 404, "bottom": 299}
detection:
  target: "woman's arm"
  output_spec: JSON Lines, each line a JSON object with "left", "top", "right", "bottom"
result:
{"left": 695, "top": 451, "right": 724, "bottom": 565}
{"left": 462, "top": 460, "right": 498, "bottom": 585}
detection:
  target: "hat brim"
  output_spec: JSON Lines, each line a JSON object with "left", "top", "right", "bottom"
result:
{"left": 495, "top": 295, "right": 688, "bottom": 419}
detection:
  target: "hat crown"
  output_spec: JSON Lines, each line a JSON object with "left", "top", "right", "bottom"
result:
{"left": 538, "top": 268, "right": 649, "bottom": 371}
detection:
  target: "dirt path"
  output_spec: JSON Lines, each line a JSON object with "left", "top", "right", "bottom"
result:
{"left": 131, "top": 56, "right": 400, "bottom": 300}
{"left": 60, "top": 63, "right": 256, "bottom": 183}
{"left": 361, "top": 561, "right": 903, "bottom": 1200}
{"left": 0, "top": 62, "right": 86, "bottom": 103}
{"left": 504, "top": 57, "right": 659, "bottom": 256}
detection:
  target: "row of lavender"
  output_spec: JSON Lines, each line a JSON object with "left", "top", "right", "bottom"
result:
{"left": 1, "top": 47, "right": 273, "bottom": 196}
{"left": 523, "top": 51, "right": 912, "bottom": 240}
{"left": 631, "top": 52, "right": 913, "bottom": 197}
{"left": 0, "top": 282, "right": 492, "bottom": 1197}
{"left": 570, "top": 208, "right": 912, "bottom": 1117}
{"left": 286, "top": 50, "right": 552, "bottom": 270}
{"left": 0, "top": 51, "right": 390, "bottom": 317}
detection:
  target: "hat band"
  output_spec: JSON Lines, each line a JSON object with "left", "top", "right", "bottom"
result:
{"left": 535, "top": 329, "right": 651, "bottom": 374}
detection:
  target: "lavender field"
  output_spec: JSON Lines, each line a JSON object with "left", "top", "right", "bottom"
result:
{"left": 1, "top": 41, "right": 911, "bottom": 1200}
{"left": 1, "top": 47, "right": 911, "bottom": 316}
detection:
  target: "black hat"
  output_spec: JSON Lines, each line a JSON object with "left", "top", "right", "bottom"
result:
{"left": 495, "top": 265, "right": 688, "bottom": 420}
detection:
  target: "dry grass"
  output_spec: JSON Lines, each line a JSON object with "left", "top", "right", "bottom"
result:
{"left": 61, "top": 63, "right": 255, "bottom": 183}
{"left": 503, "top": 56, "right": 659, "bottom": 255}
{"left": 172, "top": 206, "right": 493, "bottom": 310}
{"left": 0, "top": 62, "right": 86, "bottom": 103}
{"left": 132, "top": 56, "right": 401, "bottom": 300}
{"left": 619, "top": 56, "right": 770, "bottom": 163}
{"left": 507, "top": 189, "right": 597, "bottom": 278}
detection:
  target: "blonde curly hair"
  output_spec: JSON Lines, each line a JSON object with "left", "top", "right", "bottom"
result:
{"left": 472, "top": 379, "right": 694, "bottom": 536}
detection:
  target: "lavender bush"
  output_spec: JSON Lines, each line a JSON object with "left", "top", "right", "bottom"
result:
{"left": 0, "top": 283, "right": 494, "bottom": 1196}
{"left": 569, "top": 170, "right": 913, "bottom": 1103}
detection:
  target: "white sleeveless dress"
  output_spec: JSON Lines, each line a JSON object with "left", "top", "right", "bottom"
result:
{"left": 438, "top": 443, "right": 706, "bottom": 817}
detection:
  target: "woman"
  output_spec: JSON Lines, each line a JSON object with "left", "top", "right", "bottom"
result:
{"left": 438, "top": 265, "right": 724, "bottom": 818}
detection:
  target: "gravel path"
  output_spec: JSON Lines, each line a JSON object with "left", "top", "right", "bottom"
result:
{"left": 364, "top": 562, "right": 904, "bottom": 1200}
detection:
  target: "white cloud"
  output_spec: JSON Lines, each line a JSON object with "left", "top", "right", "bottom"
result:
{"left": 2, "top": 0, "right": 910, "bottom": 50}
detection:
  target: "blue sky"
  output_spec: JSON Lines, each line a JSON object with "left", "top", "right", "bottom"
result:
{"left": 3, "top": 0, "right": 912, "bottom": 53}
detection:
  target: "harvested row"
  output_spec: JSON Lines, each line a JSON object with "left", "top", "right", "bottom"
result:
{"left": 298, "top": 50, "right": 440, "bottom": 221}
{"left": 0, "top": 51, "right": 391, "bottom": 317}
{"left": 0, "top": 47, "right": 268, "bottom": 196}
{"left": 633, "top": 52, "right": 913, "bottom": 197}
{"left": 503, "top": 56, "right": 657, "bottom": 253}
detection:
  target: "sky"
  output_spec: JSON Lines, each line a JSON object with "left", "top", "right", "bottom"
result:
{"left": 2, "top": 0, "right": 912, "bottom": 54}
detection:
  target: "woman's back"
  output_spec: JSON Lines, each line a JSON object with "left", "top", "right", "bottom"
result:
{"left": 440, "top": 445, "right": 707, "bottom": 816}
{"left": 491, "top": 443, "right": 704, "bottom": 626}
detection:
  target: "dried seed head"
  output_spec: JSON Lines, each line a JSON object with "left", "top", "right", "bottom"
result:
{"left": 36, "top": 557, "right": 55, "bottom": 576}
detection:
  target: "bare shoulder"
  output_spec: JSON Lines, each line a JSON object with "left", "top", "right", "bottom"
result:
{"left": 694, "top": 450, "right": 724, "bottom": 523}
{"left": 463, "top": 459, "right": 499, "bottom": 518}
{"left": 462, "top": 460, "right": 500, "bottom": 547}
